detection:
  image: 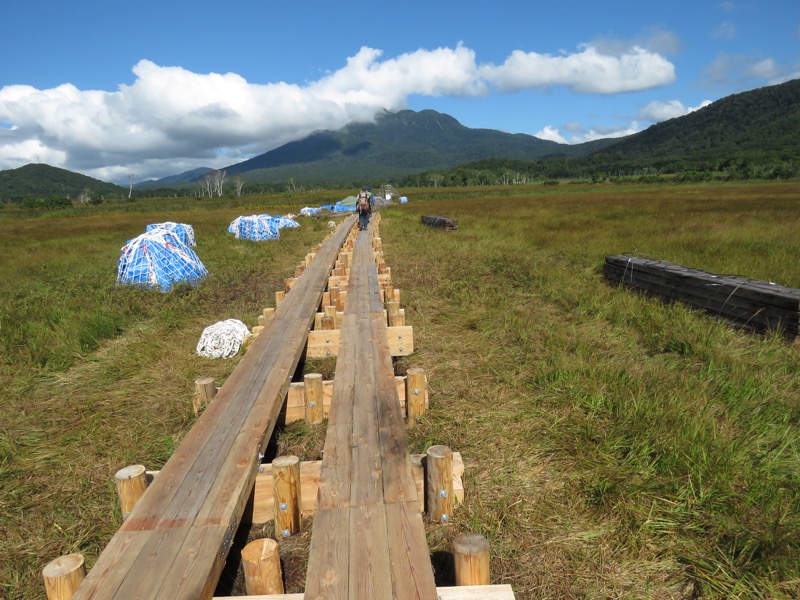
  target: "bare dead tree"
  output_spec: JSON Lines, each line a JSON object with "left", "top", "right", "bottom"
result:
{"left": 210, "top": 169, "right": 227, "bottom": 197}
{"left": 128, "top": 173, "right": 136, "bottom": 199}
{"left": 233, "top": 176, "right": 245, "bottom": 197}
{"left": 201, "top": 172, "right": 214, "bottom": 197}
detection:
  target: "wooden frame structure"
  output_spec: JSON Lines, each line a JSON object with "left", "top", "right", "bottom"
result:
{"left": 70, "top": 216, "right": 357, "bottom": 599}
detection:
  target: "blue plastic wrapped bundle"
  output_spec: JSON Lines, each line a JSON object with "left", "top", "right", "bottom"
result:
{"left": 228, "top": 215, "right": 280, "bottom": 241}
{"left": 272, "top": 216, "right": 300, "bottom": 228}
{"left": 116, "top": 229, "right": 207, "bottom": 292}
{"left": 299, "top": 206, "right": 322, "bottom": 216}
{"left": 146, "top": 221, "right": 196, "bottom": 246}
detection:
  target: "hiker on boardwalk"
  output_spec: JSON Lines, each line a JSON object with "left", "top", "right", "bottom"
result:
{"left": 356, "top": 188, "right": 371, "bottom": 230}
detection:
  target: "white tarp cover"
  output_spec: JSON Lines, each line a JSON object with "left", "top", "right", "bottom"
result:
{"left": 196, "top": 319, "right": 251, "bottom": 359}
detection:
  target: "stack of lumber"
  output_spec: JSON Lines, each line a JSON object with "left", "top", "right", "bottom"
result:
{"left": 421, "top": 215, "right": 458, "bottom": 231}
{"left": 603, "top": 255, "right": 800, "bottom": 337}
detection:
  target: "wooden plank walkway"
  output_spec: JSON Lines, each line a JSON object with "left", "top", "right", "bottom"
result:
{"left": 304, "top": 222, "right": 438, "bottom": 599}
{"left": 71, "top": 215, "right": 357, "bottom": 600}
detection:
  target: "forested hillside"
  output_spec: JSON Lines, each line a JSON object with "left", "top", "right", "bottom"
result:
{"left": 0, "top": 164, "right": 126, "bottom": 203}
{"left": 400, "top": 78, "right": 800, "bottom": 186}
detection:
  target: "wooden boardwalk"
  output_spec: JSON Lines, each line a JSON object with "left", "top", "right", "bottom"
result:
{"left": 71, "top": 216, "right": 357, "bottom": 600}
{"left": 304, "top": 223, "right": 438, "bottom": 599}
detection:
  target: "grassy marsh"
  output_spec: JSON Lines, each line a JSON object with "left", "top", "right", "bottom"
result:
{"left": 1, "top": 182, "right": 799, "bottom": 599}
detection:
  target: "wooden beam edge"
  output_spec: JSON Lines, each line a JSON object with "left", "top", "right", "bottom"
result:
{"left": 213, "top": 584, "right": 516, "bottom": 599}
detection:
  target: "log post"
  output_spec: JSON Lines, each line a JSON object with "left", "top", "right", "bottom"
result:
{"left": 115, "top": 464, "right": 149, "bottom": 519}
{"left": 386, "top": 301, "right": 400, "bottom": 325}
{"left": 453, "top": 532, "right": 490, "bottom": 586}
{"left": 329, "top": 287, "right": 340, "bottom": 310}
{"left": 338, "top": 290, "right": 347, "bottom": 311}
{"left": 304, "top": 373, "right": 324, "bottom": 425}
{"left": 389, "top": 309, "right": 405, "bottom": 327}
{"left": 262, "top": 307, "right": 275, "bottom": 322}
{"left": 272, "top": 455, "right": 301, "bottom": 537}
{"left": 275, "top": 290, "right": 285, "bottom": 306}
{"left": 42, "top": 554, "right": 86, "bottom": 600}
{"left": 321, "top": 291, "right": 331, "bottom": 308}
{"left": 241, "top": 538, "right": 284, "bottom": 595}
{"left": 426, "top": 445, "right": 453, "bottom": 523}
{"left": 193, "top": 376, "right": 218, "bottom": 415}
{"left": 392, "top": 288, "right": 401, "bottom": 303}
{"left": 406, "top": 368, "right": 427, "bottom": 422}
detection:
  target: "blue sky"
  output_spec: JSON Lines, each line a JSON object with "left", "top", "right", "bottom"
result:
{"left": 0, "top": 0, "right": 797, "bottom": 184}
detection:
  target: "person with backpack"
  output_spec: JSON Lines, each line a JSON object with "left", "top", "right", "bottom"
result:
{"left": 356, "top": 188, "right": 370, "bottom": 230}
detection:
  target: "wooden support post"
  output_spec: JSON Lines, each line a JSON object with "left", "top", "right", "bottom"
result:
{"left": 262, "top": 307, "right": 275, "bottom": 321}
{"left": 304, "top": 373, "right": 324, "bottom": 426}
{"left": 321, "top": 291, "right": 331, "bottom": 308}
{"left": 193, "top": 376, "right": 218, "bottom": 415}
{"left": 43, "top": 554, "right": 86, "bottom": 600}
{"left": 337, "top": 290, "right": 347, "bottom": 311}
{"left": 406, "top": 368, "right": 427, "bottom": 422}
{"left": 241, "top": 538, "right": 284, "bottom": 595}
{"left": 115, "top": 464, "right": 149, "bottom": 519}
{"left": 392, "top": 288, "right": 401, "bottom": 303}
{"left": 389, "top": 310, "right": 405, "bottom": 327}
{"left": 275, "top": 290, "right": 285, "bottom": 306}
{"left": 386, "top": 300, "right": 399, "bottom": 322}
{"left": 453, "top": 532, "right": 490, "bottom": 586}
{"left": 272, "top": 455, "right": 301, "bottom": 537}
{"left": 329, "top": 287, "right": 340, "bottom": 309}
{"left": 426, "top": 445, "right": 453, "bottom": 523}
{"left": 322, "top": 305, "right": 336, "bottom": 330}
{"left": 252, "top": 325, "right": 264, "bottom": 336}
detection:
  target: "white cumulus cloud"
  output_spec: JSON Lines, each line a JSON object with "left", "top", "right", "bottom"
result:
{"left": 480, "top": 45, "right": 675, "bottom": 94}
{"left": 638, "top": 99, "right": 713, "bottom": 122}
{"left": 0, "top": 42, "right": 677, "bottom": 183}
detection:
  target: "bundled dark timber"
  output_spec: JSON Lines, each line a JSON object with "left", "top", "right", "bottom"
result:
{"left": 421, "top": 215, "right": 458, "bottom": 231}
{"left": 603, "top": 255, "right": 800, "bottom": 337}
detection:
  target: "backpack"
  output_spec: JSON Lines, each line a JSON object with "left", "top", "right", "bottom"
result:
{"left": 357, "top": 193, "right": 369, "bottom": 211}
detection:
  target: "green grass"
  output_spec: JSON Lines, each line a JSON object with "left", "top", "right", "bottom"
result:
{"left": 382, "top": 181, "right": 800, "bottom": 598}
{"left": 2, "top": 183, "right": 800, "bottom": 599}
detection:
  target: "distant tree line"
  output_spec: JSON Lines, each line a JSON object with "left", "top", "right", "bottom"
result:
{"left": 395, "top": 154, "right": 800, "bottom": 188}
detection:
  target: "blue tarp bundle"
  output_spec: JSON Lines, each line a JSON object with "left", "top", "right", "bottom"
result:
{"left": 146, "top": 222, "right": 196, "bottom": 246}
{"left": 228, "top": 215, "right": 280, "bottom": 241}
{"left": 272, "top": 216, "right": 300, "bottom": 228}
{"left": 116, "top": 229, "right": 207, "bottom": 292}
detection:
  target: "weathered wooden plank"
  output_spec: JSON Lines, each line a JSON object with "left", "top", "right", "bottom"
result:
{"left": 306, "top": 327, "right": 415, "bottom": 357}
{"left": 421, "top": 215, "right": 458, "bottom": 230}
{"left": 73, "top": 216, "right": 358, "bottom": 600}
{"left": 222, "top": 585, "right": 517, "bottom": 600}
{"left": 605, "top": 256, "right": 800, "bottom": 308}
{"left": 604, "top": 262, "right": 800, "bottom": 318}
{"left": 384, "top": 501, "right": 438, "bottom": 600}
{"left": 349, "top": 504, "right": 393, "bottom": 600}
{"left": 604, "top": 259, "right": 800, "bottom": 334}
{"left": 307, "top": 224, "right": 437, "bottom": 600}
{"left": 605, "top": 263, "right": 799, "bottom": 333}
{"left": 303, "top": 508, "right": 350, "bottom": 599}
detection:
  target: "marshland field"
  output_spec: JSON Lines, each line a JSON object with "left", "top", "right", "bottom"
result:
{"left": 1, "top": 181, "right": 799, "bottom": 599}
